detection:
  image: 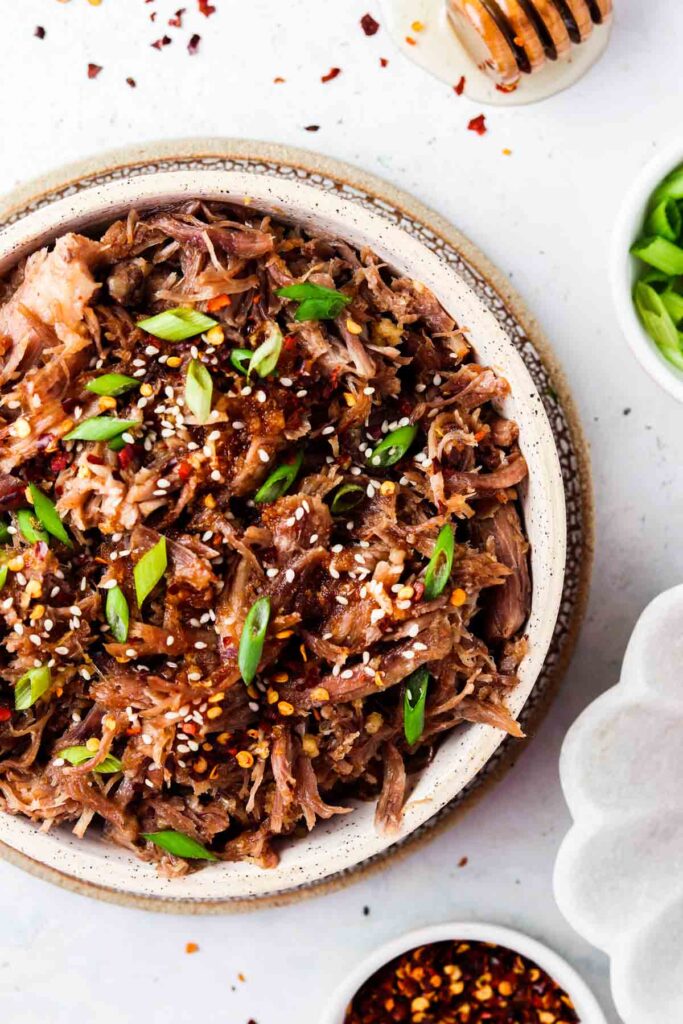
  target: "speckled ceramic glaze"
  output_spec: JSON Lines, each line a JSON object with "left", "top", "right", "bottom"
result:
{"left": 0, "top": 140, "right": 589, "bottom": 911}
{"left": 555, "top": 584, "right": 683, "bottom": 1024}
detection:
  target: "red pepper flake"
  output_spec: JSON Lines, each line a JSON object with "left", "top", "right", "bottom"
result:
{"left": 34, "top": 26, "right": 46, "bottom": 39}
{"left": 185, "top": 942, "right": 199, "bottom": 954}
{"left": 458, "top": 855, "right": 469, "bottom": 867}
{"left": 379, "top": 57, "right": 388, "bottom": 67}
{"left": 468, "top": 113, "right": 487, "bottom": 135}
{"left": 198, "top": 0, "right": 216, "bottom": 15}
{"left": 50, "top": 452, "right": 69, "bottom": 474}
{"left": 87, "top": 63, "right": 103, "bottom": 79}
{"left": 496, "top": 81, "right": 518, "bottom": 93}
{"left": 273, "top": 76, "right": 286, "bottom": 84}
{"left": 207, "top": 293, "right": 231, "bottom": 312}
{"left": 405, "top": 35, "right": 417, "bottom": 46}
{"left": 117, "top": 444, "right": 142, "bottom": 472}
{"left": 321, "top": 67, "right": 341, "bottom": 83}
{"left": 126, "top": 77, "right": 137, "bottom": 88}
{"left": 412, "top": 581, "right": 425, "bottom": 603}
{"left": 150, "top": 11, "right": 157, "bottom": 21}
{"left": 454, "top": 75, "right": 466, "bottom": 95}
{"left": 304, "top": 125, "right": 320, "bottom": 132}
{"left": 168, "top": 8, "right": 186, "bottom": 28}
{"left": 0, "top": 708, "right": 11, "bottom": 724}
{"left": 177, "top": 460, "right": 192, "bottom": 482}
{"left": 151, "top": 35, "right": 172, "bottom": 49}
{"left": 188, "top": 33, "right": 201, "bottom": 55}
{"left": 360, "top": 13, "right": 380, "bottom": 36}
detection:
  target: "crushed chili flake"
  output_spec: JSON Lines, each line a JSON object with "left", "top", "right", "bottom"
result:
{"left": 321, "top": 67, "right": 341, "bottom": 83}
{"left": 496, "top": 82, "right": 518, "bottom": 93}
{"left": 151, "top": 35, "right": 172, "bottom": 49}
{"left": 380, "top": 57, "right": 388, "bottom": 67}
{"left": 34, "top": 26, "right": 46, "bottom": 39}
{"left": 150, "top": 11, "right": 157, "bottom": 21}
{"left": 185, "top": 942, "right": 199, "bottom": 954}
{"left": 502, "top": 148, "right": 512, "bottom": 156}
{"left": 168, "top": 8, "right": 186, "bottom": 27}
{"left": 405, "top": 35, "right": 417, "bottom": 46}
{"left": 458, "top": 855, "right": 469, "bottom": 867}
{"left": 468, "top": 114, "right": 487, "bottom": 136}
{"left": 198, "top": 0, "right": 216, "bottom": 15}
{"left": 126, "top": 77, "right": 137, "bottom": 88}
{"left": 360, "top": 13, "right": 380, "bottom": 36}
{"left": 344, "top": 940, "right": 580, "bottom": 1024}
{"left": 304, "top": 124, "right": 320, "bottom": 132}
{"left": 454, "top": 75, "right": 466, "bottom": 95}
{"left": 188, "top": 33, "right": 201, "bottom": 54}
{"left": 0, "top": 707, "right": 11, "bottom": 723}
{"left": 87, "top": 63, "right": 103, "bottom": 79}
{"left": 273, "top": 76, "right": 286, "bottom": 84}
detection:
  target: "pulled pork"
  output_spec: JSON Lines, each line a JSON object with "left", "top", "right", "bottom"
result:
{"left": 0, "top": 202, "right": 531, "bottom": 874}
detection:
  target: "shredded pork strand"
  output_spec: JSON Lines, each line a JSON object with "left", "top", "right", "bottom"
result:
{"left": 0, "top": 201, "right": 531, "bottom": 873}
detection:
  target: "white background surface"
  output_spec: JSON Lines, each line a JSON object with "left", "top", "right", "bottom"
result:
{"left": 0, "top": 2, "right": 677, "bottom": 1022}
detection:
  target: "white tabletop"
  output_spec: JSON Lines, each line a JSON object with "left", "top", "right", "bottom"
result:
{"left": 0, "top": 2, "right": 677, "bottom": 1022}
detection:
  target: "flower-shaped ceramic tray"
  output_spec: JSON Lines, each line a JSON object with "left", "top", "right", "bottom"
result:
{"left": 0, "top": 139, "right": 593, "bottom": 912}
{"left": 555, "top": 584, "right": 683, "bottom": 1024}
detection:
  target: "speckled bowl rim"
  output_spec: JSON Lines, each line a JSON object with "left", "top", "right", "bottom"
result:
{"left": 0, "top": 138, "right": 593, "bottom": 913}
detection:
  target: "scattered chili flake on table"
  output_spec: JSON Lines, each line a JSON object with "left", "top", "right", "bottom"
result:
{"left": 380, "top": 57, "right": 389, "bottom": 67}
{"left": 188, "top": 32, "right": 201, "bottom": 54}
{"left": 458, "top": 855, "right": 469, "bottom": 867}
{"left": 34, "top": 26, "right": 46, "bottom": 39}
{"left": 87, "top": 63, "right": 102, "bottom": 79}
{"left": 361, "top": 12, "right": 380, "bottom": 35}
{"left": 126, "top": 76, "right": 137, "bottom": 88}
{"left": 198, "top": 0, "right": 216, "bottom": 15}
{"left": 273, "top": 76, "right": 285, "bottom": 83}
{"left": 304, "top": 124, "right": 320, "bottom": 132}
{"left": 185, "top": 942, "right": 199, "bottom": 954}
{"left": 151, "top": 34, "right": 172, "bottom": 49}
{"left": 321, "top": 66, "right": 341, "bottom": 83}
{"left": 454, "top": 75, "right": 466, "bottom": 95}
{"left": 405, "top": 35, "right": 417, "bottom": 46}
{"left": 168, "top": 8, "right": 185, "bottom": 27}
{"left": 344, "top": 940, "right": 580, "bottom": 1024}
{"left": 468, "top": 114, "right": 487, "bottom": 135}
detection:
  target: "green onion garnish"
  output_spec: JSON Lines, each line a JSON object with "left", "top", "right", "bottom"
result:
{"left": 423, "top": 523, "right": 455, "bottom": 601}
{"left": 136, "top": 307, "right": 217, "bottom": 341}
{"left": 29, "top": 484, "right": 72, "bottom": 548}
{"left": 185, "top": 358, "right": 213, "bottom": 424}
{"left": 650, "top": 165, "right": 683, "bottom": 208}
{"left": 646, "top": 199, "right": 682, "bottom": 243}
{"left": 17, "top": 508, "right": 48, "bottom": 544}
{"left": 661, "top": 287, "right": 683, "bottom": 325}
{"left": 0, "top": 565, "right": 8, "bottom": 592}
{"left": 58, "top": 746, "right": 123, "bottom": 774}
{"left": 633, "top": 281, "right": 683, "bottom": 370}
{"left": 106, "top": 584, "right": 130, "bottom": 643}
{"left": 238, "top": 596, "right": 271, "bottom": 685}
{"left": 85, "top": 374, "right": 140, "bottom": 397}
{"left": 0, "top": 519, "right": 11, "bottom": 544}
{"left": 108, "top": 436, "right": 127, "bottom": 453}
{"left": 368, "top": 425, "right": 418, "bottom": 468}
{"left": 254, "top": 451, "right": 303, "bottom": 503}
{"left": 248, "top": 322, "right": 283, "bottom": 378}
{"left": 134, "top": 536, "right": 167, "bottom": 607}
{"left": 631, "top": 236, "right": 683, "bottom": 277}
{"left": 15, "top": 664, "right": 52, "bottom": 711}
{"left": 277, "top": 282, "right": 352, "bottom": 321}
{"left": 141, "top": 830, "right": 218, "bottom": 861}
{"left": 403, "top": 666, "right": 429, "bottom": 746}
{"left": 64, "top": 417, "right": 139, "bottom": 443}
{"left": 230, "top": 348, "right": 252, "bottom": 375}
{"left": 330, "top": 483, "right": 365, "bottom": 514}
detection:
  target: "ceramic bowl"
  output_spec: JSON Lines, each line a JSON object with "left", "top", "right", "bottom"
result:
{"left": 611, "top": 141, "right": 683, "bottom": 403}
{"left": 555, "top": 584, "right": 683, "bottom": 1024}
{"left": 321, "top": 921, "right": 608, "bottom": 1023}
{"left": 0, "top": 165, "right": 566, "bottom": 907}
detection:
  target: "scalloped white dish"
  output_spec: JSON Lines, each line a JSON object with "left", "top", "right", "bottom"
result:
{"left": 0, "top": 155, "right": 567, "bottom": 908}
{"left": 555, "top": 584, "right": 683, "bottom": 1024}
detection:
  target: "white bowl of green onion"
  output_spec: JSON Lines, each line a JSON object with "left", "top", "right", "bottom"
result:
{"left": 612, "top": 144, "right": 683, "bottom": 401}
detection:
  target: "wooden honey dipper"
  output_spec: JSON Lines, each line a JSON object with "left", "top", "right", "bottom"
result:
{"left": 447, "top": 0, "right": 613, "bottom": 89}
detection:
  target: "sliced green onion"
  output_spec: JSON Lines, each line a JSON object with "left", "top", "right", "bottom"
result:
{"left": 0, "top": 519, "right": 10, "bottom": 544}
{"left": 0, "top": 565, "right": 7, "bottom": 592}
{"left": 15, "top": 664, "right": 51, "bottom": 711}
{"left": 254, "top": 451, "right": 303, "bottom": 503}
{"left": 631, "top": 236, "right": 683, "bottom": 276}
{"left": 330, "top": 483, "right": 365, "bottom": 514}
{"left": 650, "top": 166, "right": 683, "bottom": 208}
{"left": 404, "top": 666, "right": 429, "bottom": 746}
{"left": 646, "top": 199, "right": 682, "bottom": 242}
{"left": 248, "top": 322, "right": 283, "bottom": 378}
{"left": 85, "top": 374, "right": 140, "bottom": 397}
{"left": 641, "top": 269, "right": 671, "bottom": 292}
{"left": 134, "top": 536, "right": 167, "bottom": 607}
{"left": 277, "top": 282, "right": 352, "bottom": 321}
{"left": 141, "top": 830, "right": 218, "bottom": 861}
{"left": 136, "top": 307, "right": 217, "bottom": 342}
{"left": 368, "top": 425, "right": 418, "bottom": 468}
{"left": 29, "top": 484, "right": 72, "bottom": 548}
{"left": 230, "top": 348, "right": 252, "bottom": 375}
{"left": 634, "top": 281, "right": 683, "bottom": 370}
{"left": 58, "top": 746, "right": 123, "bottom": 774}
{"left": 108, "top": 436, "right": 126, "bottom": 452}
{"left": 185, "top": 358, "right": 213, "bottom": 424}
{"left": 423, "top": 524, "right": 455, "bottom": 601}
{"left": 106, "top": 584, "right": 130, "bottom": 643}
{"left": 661, "top": 287, "right": 683, "bottom": 325}
{"left": 238, "top": 596, "right": 271, "bottom": 685}
{"left": 17, "top": 508, "right": 48, "bottom": 544}
{"left": 64, "top": 417, "right": 139, "bottom": 443}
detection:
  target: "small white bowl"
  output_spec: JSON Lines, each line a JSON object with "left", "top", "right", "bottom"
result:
{"left": 611, "top": 142, "right": 683, "bottom": 402}
{"left": 321, "top": 921, "right": 608, "bottom": 1024}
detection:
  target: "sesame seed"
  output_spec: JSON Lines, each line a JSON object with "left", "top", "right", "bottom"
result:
{"left": 285, "top": 569, "right": 295, "bottom": 583}
{"left": 266, "top": 568, "right": 279, "bottom": 578}
{"left": 280, "top": 377, "right": 292, "bottom": 387}
{"left": 294, "top": 507, "right": 304, "bottom": 521}
{"left": 335, "top": 595, "right": 349, "bottom": 606}
{"left": 256, "top": 390, "right": 266, "bottom": 404}
{"left": 55, "top": 646, "right": 69, "bottom": 656}
{"left": 322, "top": 425, "right": 335, "bottom": 436}
{"left": 341, "top": 668, "right": 353, "bottom": 679}
{"left": 330, "top": 567, "right": 340, "bottom": 579}
{"left": 258, "top": 449, "right": 269, "bottom": 463}
{"left": 210, "top": 469, "right": 222, "bottom": 481}
{"left": 29, "top": 635, "right": 41, "bottom": 647}
{"left": 194, "top": 641, "right": 207, "bottom": 650}
{"left": 232, "top": 420, "right": 244, "bottom": 429}
{"left": 166, "top": 636, "right": 175, "bottom": 647}
{"left": 208, "top": 430, "right": 221, "bottom": 442}
{"left": 241, "top": 386, "right": 252, "bottom": 397}
{"left": 309, "top": 533, "right": 318, "bottom": 544}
